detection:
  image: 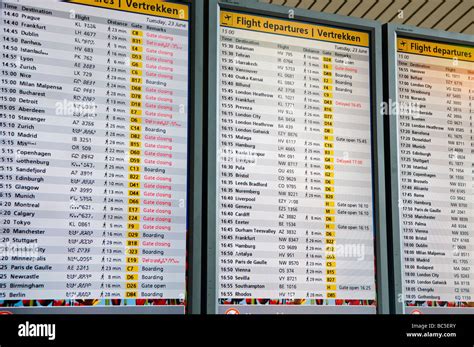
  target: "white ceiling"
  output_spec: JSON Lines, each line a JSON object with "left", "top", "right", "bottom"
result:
{"left": 259, "top": 0, "right": 474, "bottom": 34}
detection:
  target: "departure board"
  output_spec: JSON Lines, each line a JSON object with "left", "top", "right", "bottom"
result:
{"left": 395, "top": 37, "right": 474, "bottom": 314}
{"left": 216, "top": 10, "right": 377, "bottom": 314}
{"left": 0, "top": 0, "right": 189, "bottom": 313}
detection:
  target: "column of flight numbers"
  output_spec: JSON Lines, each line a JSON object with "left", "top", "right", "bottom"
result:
{"left": 276, "top": 43, "right": 297, "bottom": 298}
{"left": 70, "top": 12, "right": 112, "bottom": 300}
{"left": 445, "top": 60, "right": 472, "bottom": 302}
{"left": 70, "top": 13, "right": 98, "bottom": 299}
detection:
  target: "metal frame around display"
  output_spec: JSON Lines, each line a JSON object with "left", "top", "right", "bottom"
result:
{"left": 384, "top": 23, "right": 474, "bottom": 314}
{"left": 186, "top": 0, "right": 204, "bottom": 315}
{"left": 206, "top": 0, "right": 389, "bottom": 314}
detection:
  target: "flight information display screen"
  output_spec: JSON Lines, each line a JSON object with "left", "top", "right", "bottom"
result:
{"left": 0, "top": 0, "right": 189, "bottom": 313}
{"left": 216, "top": 10, "right": 377, "bottom": 314}
{"left": 395, "top": 37, "right": 473, "bottom": 314}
